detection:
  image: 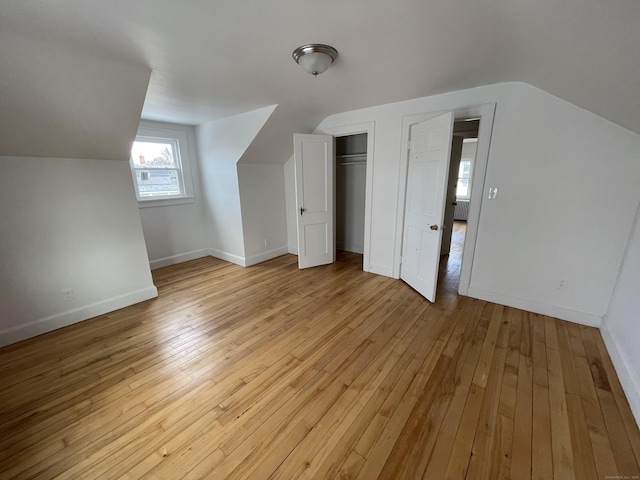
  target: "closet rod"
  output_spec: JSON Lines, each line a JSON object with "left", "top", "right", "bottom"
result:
{"left": 339, "top": 161, "right": 366, "bottom": 166}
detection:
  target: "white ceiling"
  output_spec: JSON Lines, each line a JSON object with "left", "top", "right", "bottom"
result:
{"left": 1, "top": 0, "right": 640, "bottom": 155}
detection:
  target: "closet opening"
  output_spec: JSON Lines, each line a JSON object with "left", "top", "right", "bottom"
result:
{"left": 335, "top": 133, "right": 368, "bottom": 269}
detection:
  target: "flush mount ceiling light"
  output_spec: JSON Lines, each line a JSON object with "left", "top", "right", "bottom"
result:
{"left": 292, "top": 44, "right": 338, "bottom": 76}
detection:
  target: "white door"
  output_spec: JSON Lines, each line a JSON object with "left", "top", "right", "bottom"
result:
{"left": 294, "top": 133, "right": 335, "bottom": 269}
{"left": 400, "top": 112, "right": 454, "bottom": 302}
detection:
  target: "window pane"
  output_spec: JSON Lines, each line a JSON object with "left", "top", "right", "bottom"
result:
{"left": 131, "top": 141, "right": 176, "bottom": 168}
{"left": 456, "top": 178, "right": 469, "bottom": 198}
{"left": 135, "top": 169, "right": 181, "bottom": 197}
{"left": 458, "top": 160, "right": 471, "bottom": 179}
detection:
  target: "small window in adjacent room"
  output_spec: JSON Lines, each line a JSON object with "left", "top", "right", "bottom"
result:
{"left": 456, "top": 138, "right": 477, "bottom": 201}
{"left": 129, "top": 127, "right": 194, "bottom": 207}
{"left": 456, "top": 160, "right": 472, "bottom": 200}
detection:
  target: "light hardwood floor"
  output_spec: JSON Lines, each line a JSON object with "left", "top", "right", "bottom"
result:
{"left": 1, "top": 227, "right": 639, "bottom": 479}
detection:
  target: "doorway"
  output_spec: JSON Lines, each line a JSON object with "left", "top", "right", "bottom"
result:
{"left": 396, "top": 103, "right": 495, "bottom": 300}
{"left": 438, "top": 120, "right": 479, "bottom": 296}
{"left": 335, "top": 134, "right": 367, "bottom": 267}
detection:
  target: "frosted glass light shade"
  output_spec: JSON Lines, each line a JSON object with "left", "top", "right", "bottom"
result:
{"left": 292, "top": 44, "right": 338, "bottom": 76}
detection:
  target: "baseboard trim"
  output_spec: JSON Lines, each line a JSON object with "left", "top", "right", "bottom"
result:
{"left": 150, "top": 246, "right": 291, "bottom": 271}
{"left": 209, "top": 248, "right": 247, "bottom": 267}
{"left": 0, "top": 285, "right": 158, "bottom": 348}
{"left": 245, "top": 247, "right": 289, "bottom": 267}
{"left": 369, "top": 264, "right": 394, "bottom": 278}
{"left": 600, "top": 320, "right": 640, "bottom": 427}
{"left": 467, "top": 287, "right": 603, "bottom": 327}
{"left": 149, "top": 248, "right": 211, "bottom": 270}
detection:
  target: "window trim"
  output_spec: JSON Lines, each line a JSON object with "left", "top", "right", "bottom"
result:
{"left": 130, "top": 126, "right": 195, "bottom": 208}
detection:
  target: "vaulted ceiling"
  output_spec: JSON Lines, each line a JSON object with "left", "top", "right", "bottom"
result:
{"left": 1, "top": 0, "right": 639, "bottom": 160}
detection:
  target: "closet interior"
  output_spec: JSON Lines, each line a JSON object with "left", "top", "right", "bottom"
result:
{"left": 335, "top": 133, "right": 367, "bottom": 255}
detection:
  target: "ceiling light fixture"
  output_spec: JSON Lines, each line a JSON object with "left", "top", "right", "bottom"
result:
{"left": 292, "top": 44, "right": 338, "bottom": 76}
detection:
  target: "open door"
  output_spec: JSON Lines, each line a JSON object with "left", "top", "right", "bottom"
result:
{"left": 400, "top": 112, "right": 454, "bottom": 302}
{"left": 294, "top": 133, "right": 335, "bottom": 269}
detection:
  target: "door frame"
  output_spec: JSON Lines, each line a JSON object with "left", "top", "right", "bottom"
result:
{"left": 395, "top": 103, "right": 496, "bottom": 296}
{"left": 315, "top": 121, "right": 375, "bottom": 273}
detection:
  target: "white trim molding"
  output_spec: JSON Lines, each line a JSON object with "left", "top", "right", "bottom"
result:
{"left": 245, "top": 247, "right": 289, "bottom": 267}
{"left": 149, "top": 248, "right": 212, "bottom": 270}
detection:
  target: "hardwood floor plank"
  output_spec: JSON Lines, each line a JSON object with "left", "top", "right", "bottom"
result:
{"left": 465, "top": 306, "right": 509, "bottom": 480}
{"left": 531, "top": 315, "right": 553, "bottom": 480}
{"left": 546, "top": 317, "right": 576, "bottom": 480}
{"left": 510, "top": 311, "right": 533, "bottom": 480}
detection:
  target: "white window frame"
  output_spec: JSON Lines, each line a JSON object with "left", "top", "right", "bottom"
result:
{"left": 129, "top": 126, "right": 195, "bottom": 208}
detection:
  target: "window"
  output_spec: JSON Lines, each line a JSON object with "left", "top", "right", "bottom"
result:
{"left": 456, "top": 138, "right": 477, "bottom": 201}
{"left": 129, "top": 126, "right": 194, "bottom": 207}
{"left": 456, "top": 160, "right": 472, "bottom": 200}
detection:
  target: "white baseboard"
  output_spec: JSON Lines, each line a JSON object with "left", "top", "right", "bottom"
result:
{"left": 0, "top": 286, "right": 158, "bottom": 348}
{"left": 245, "top": 247, "right": 289, "bottom": 267}
{"left": 150, "top": 245, "right": 290, "bottom": 271}
{"left": 368, "top": 264, "right": 394, "bottom": 278}
{"left": 600, "top": 320, "right": 640, "bottom": 427}
{"left": 467, "top": 287, "right": 603, "bottom": 327}
{"left": 288, "top": 244, "right": 298, "bottom": 255}
{"left": 149, "top": 248, "right": 211, "bottom": 270}
{"left": 209, "top": 248, "right": 247, "bottom": 267}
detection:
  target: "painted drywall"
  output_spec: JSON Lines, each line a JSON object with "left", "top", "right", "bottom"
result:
{"left": 602, "top": 203, "right": 640, "bottom": 425}
{"left": 305, "top": 82, "right": 640, "bottom": 326}
{"left": 238, "top": 164, "right": 289, "bottom": 265}
{"left": 197, "top": 105, "right": 276, "bottom": 264}
{"left": 135, "top": 121, "right": 209, "bottom": 269}
{"left": 469, "top": 85, "right": 640, "bottom": 325}
{"left": 0, "top": 28, "right": 151, "bottom": 160}
{"left": 0, "top": 156, "right": 157, "bottom": 347}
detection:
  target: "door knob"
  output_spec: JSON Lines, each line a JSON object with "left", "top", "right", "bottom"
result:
{"left": 300, "top": 207, "right": 306, "bottom": 215}
{"left": 430, "top": 224, "right": 439, "bottom": 231}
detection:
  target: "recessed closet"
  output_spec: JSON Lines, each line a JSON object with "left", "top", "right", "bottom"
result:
{"left": 335, "top": 133, "right": 367, "bottom": 254}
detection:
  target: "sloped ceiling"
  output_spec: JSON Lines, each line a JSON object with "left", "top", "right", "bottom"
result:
{"left": 1, "top": 0, "right": 639, "bottom": 161}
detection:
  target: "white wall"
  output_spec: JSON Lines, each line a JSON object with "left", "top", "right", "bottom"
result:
{"left": 304, "top": 82, "right": 640, "bottom": 326}
{"left": 197, "top": 105, "right": 276, "bottom": 265}
{"left": 238, "top": 164, "right": 288, "bottom": 265}
{"left": 602, "top": 203, "right": 640, "bottom": 425}
{"left": 0, "top": 156, "right": 157, "bottom": 347}
{"left": 470, "top": 85, "right": 640, "bottom": 326}
{"left": 135, "top": 121, "right": 209, "bottom": 269}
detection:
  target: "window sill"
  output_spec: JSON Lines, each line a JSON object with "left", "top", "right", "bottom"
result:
{"left": 137, "top": 196, "right": 195, "bottom": 208}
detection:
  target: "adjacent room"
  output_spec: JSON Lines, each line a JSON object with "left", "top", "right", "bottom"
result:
{"left": 1, "top": 1, "right": 640, "bottom": 478}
